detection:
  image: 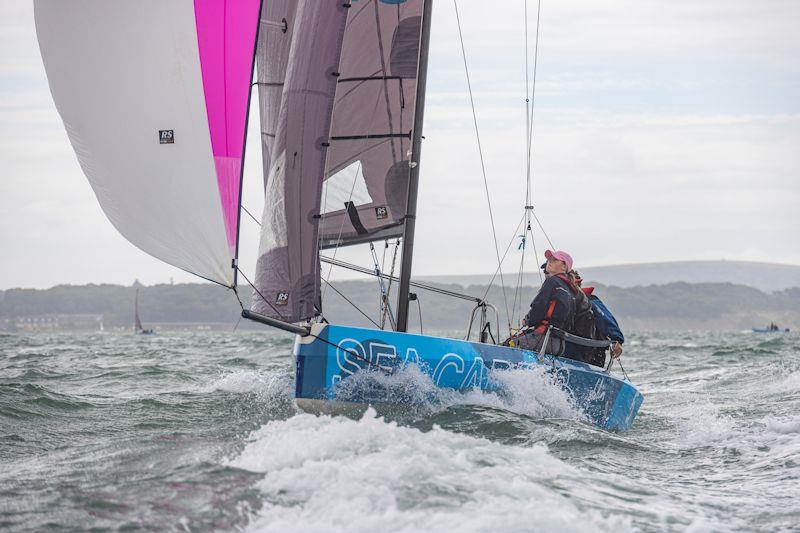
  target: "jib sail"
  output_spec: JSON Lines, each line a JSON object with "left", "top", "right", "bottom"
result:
{"left": 251, "top": 1, "right": 350, "bottom": 322}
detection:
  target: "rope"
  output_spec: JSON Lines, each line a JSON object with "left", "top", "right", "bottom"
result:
{"left": 382, "top": 239, "right": 401, "bottom": 329}
{"left": 480, "top": 211, "right": 526, "bottom": 305}
{"left": 513, "top": 0, "right": 545, "bottom": 328}
{"left": 416, "top": 294, "right": 423, "bottom": 335}
{"left": 322, "top": 279, "right": 382, "bottom": 329}
{"left": 531, "top": 209, "right": 555, "bottom": 250}
{"left": 236, "top": 267, "right": 289, "bottom": 321}
{"left": 306, "top": 330, "right": 394, "bottom": 374}
{"left": 322, "top": 254, "right": 483, "bottom": 303}
{"left": 242, "top": 205, "right": 261, "bottom": 226}
{"left": 234, "top": 266, "right": 391, "bottom": 374}
{"left": 525, "top": 0, "right": 543, "bottom": 206}
{"left": 320, "top": 161, "right": 364, "bottom": 302}
{"left": 454, "top": 0, "right": 511, "bottom": 333}
{"left": 368, "top": 242, "right": 396, "bottom": 330}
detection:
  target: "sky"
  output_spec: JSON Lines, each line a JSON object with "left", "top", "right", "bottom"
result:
{"left": 2, "top": 0, "right": 799, "bottom": 289}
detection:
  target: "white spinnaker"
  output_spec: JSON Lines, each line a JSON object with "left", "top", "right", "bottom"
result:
{"left": 35, "top": 0, "right": 234, "bottom": 286}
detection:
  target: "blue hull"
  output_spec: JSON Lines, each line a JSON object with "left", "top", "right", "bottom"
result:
{"left": 294, "top": 324, "right": 643, "bottom": 431}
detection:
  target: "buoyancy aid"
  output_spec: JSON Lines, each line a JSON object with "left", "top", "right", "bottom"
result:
{"left": 532, "top": 299, "right": 558, "bottom": 334}
{"left": 546, "top": 274, "right": 595, "bottom": 340}
{"left": 532, "top": 273, "right": 583, "bottom": 334}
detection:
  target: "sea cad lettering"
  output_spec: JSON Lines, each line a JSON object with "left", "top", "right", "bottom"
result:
{"left": 334, "top": 338, "right": 519, "bottom": 388}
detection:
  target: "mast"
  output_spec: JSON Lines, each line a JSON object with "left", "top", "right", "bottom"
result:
{"left": 396, "top": 0, "right": 433, "bottom": 333}
{"left": 134, "top": 288, "right": 142, "bottom": 332}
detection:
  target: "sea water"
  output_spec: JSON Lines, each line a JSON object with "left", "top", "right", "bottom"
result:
{"left": 0, "top": 330, "right": 798, "bottom": 532}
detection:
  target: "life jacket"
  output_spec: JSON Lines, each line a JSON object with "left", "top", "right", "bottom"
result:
{"left": 533, "top": 273, "right": 580, "bottom": 334}
{"left": 532, "top": 299, "right": 558, "bottom": 334}
{"left": 551, "top": 273, "right": 596, "bottom": 341}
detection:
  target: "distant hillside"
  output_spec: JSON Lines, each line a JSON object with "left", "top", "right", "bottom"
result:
{"left": 1, "top": 280, "right": 798, "bottom": 332}
{"left": 417, "top": 260, "right": 800, "bottom": 293}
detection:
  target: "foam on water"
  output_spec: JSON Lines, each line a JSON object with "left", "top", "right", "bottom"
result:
{"left": 330, "top": 364, "right": 582, "bottom": 422}
{"left": 205, "top": 370, "right": 291, "bottom": 396}
{"left": 229, "top": 408, "right": 629, "bottom": 533}
{"left": 672, "top": 397, "right": 736, "bottom": 449}
{"left": 764, "top": 415, "right": 800, "bottom": 435}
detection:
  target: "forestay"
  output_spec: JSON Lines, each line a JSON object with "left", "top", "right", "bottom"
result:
{"left": 35, "top": 0, "right": 260, "bottom": 286}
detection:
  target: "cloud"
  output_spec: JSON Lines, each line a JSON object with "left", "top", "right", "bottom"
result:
{"left": 1, "top": 0, "right": 799, "bottom": 289}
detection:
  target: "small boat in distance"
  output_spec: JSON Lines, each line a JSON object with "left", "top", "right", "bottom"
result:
{"left": 752, "top": 322, "right": 790, "bottom": 333}
{"left": 134, "top": 289, "right": 155, "bottom": 336}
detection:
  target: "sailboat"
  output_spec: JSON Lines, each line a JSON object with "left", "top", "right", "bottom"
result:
{"left": 35, "top": 0, "right": 642, "bottom": 430}
{"left": 134, "top": 289, "right": 155, "bottom": 336}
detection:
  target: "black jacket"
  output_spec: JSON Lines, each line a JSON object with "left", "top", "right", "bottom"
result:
{"left": 524, "top": 275, "right": 575, "bottom": 330}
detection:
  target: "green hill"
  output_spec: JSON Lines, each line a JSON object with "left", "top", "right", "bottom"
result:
{"left": 1, "top": 280, "right": 798, "bottom": 333}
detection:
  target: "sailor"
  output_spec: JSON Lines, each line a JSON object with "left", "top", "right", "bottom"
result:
{"left": 572, "top": 272, "right": 624, "bottom": 366}
{"left": 505, "top": 250, "right": 577, "bottom": 355}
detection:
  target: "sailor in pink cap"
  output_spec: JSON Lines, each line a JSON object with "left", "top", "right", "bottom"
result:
{"left": 502, "top": 249, "right": 580, "bottom": 355}
{"left": 543, "top": 249, "right": 573, "bottom": 276}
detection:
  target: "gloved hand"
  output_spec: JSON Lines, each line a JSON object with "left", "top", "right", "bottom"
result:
{"left": 611, "top": 342, "right": 623, "bottom": 358}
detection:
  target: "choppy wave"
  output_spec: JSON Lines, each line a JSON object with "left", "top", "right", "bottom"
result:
{"left": 230, "top": 409, "right": 629, "bottom": 533}
{"left": 1, "top": 330, "right": 798, "bottom": 532}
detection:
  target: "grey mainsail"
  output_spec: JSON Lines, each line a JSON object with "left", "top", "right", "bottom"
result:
{"left": 252, "top": 0, "right": 430, "bottom": 324}
{"left": 252, "top": 1, "right": 349, "bottom": 321}
{"left": 319, "top": 0, "right": 425, "bottom": 249}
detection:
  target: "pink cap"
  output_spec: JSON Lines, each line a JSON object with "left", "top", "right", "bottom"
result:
{"left": 544, "top": 250, "right": 573, "bottom": 271}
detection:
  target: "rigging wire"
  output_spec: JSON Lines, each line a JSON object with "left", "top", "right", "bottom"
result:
{"left": 453, "top": 0, "right": 512, "bottom": 334}
{"left": 416, "top": 294, "right": 423, "bottom": 335}
{"left": 235, "top": 263, "right": 392, "bottom": 374}
{"left": 369, "top": 241, "right": 396, "bottom": 329}
{"left": 235, "top": 267, "right": 289, "bottom": 321}
{"left": 480, "top": 211, "right": 526, "bottom": 305}
{"left": 322, "top": 254, "right": 483, "bottom": 303}
{"left": 525, "top": 0, "right": 543, "bottom": 206}
{"left": 531, "top": 209, "right": 555, "bottom": 250}
{"left": 512, "top": 0, "right": 548, "bottom": 327}
{"left": 319, "top": 161, "right": 365, "bottom": 302}
{"left": 524, "top": 0, "right": 556, "bottom": 254}
{"left": 381, "top": 239, "right": 401, "bottom": 329}
{"left": 241, "top": 204, "right": 261, "bottom": 226}
{"left": 321, "top": 278, "right": 382, "bottom": 329}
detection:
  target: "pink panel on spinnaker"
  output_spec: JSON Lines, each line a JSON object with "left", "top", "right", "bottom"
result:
{"left": 194, "top": 0, "right": 261, "bottom": 252}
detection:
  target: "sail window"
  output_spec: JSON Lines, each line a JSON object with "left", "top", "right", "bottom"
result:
{"left": 322, "top": 161, "right": 374, "bottom": 214}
